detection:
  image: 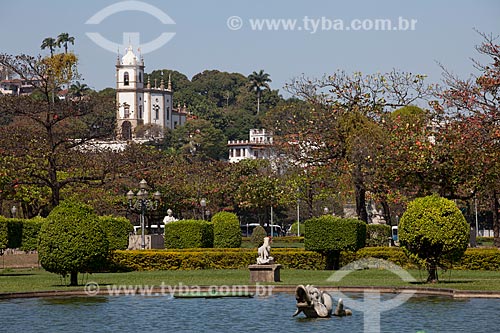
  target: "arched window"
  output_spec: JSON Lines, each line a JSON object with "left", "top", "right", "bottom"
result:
{"left": 139, "top": 72, "right": 142, "bottom": 83}
{"left": 138, "top": 105, "right": 143, "bottom": 119}
{"left": 124, "top": 72, "right": 129, "bottom": 86}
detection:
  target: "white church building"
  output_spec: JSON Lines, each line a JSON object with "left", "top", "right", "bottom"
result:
{"left": 115, "top": 46, "right": 186, "bottom": 140}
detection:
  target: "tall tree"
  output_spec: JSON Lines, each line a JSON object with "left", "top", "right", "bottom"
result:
{"left": 69, "top": 81, "right": 90, "bottom": 99}
{"left": 0, "top": 49, "right": 115, "bottom": 211}
{"left": 267, "top": 70, "right": 433, "bottom": 222}
{"left": 248, "top": 70, "right": 272, "bottom": 114}
{"left": 41, "top": 37, "right": 57, "bottom": 57}
{"left": 56, "top": 33, "right": 75, "bottom": 54}
{"left": 439, "top": 31, "right": 500, "bottom": 246}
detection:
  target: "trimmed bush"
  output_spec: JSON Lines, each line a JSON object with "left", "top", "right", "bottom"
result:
{"left": 289, "top": 222, "right": 304, "bottom": 236}
{"left": 250, "top": 225, "right": 267, "bottom": 246}
{"left": 0, "top": 216, "right": 44, "bottom": 251}
{"left": 366, "top": 224, "right": 391, "bottom": 247}
{"left": 0, "top": 217, "right": 7, "bottom": 250}
{"left": 98, "top": 215, "right": 134, "bottom": 250}
{"left": 20, "top": 217, "right": 44, "bottom": 251}
{"left": 305, "top": 216, "right": 366, "bottom": 269}
{"left": 399, "top": 195, "right": 469, "bottom": 282}
{"left": 108, "top": 246, "right": 500, "bottom": 272}
{"left": 38, "top": 201, "right": 109, "bottom": 286}
{"left": 164, "top": 220, "right": 214, "bottom": 249}
{"left": 455, "top": 248, "right": 500, "bottom": 270}
{"left": 109, "top": 248, "right": 325, "bottom": 271}
{"left": 212, "top": 212, "right": 241, "bottom": 248}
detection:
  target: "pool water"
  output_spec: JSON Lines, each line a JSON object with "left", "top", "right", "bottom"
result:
{"left": 0, "top": 292, "right": 498, "bottom": 333}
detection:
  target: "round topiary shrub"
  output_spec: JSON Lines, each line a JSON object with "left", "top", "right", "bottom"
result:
{"left": 212, "top": 212, "right": 242, "bottom": 248}
{"left": 289, "top": 221, "right": 304, "bottom": 236}
{"left": 250, "top": 225, "right": 267, "bottom": 247}
{"left": 399, "top": 194, "right": 469, "bottom": 283}
{"left": 38, "top": 201, "right": 109, "bottom": 286}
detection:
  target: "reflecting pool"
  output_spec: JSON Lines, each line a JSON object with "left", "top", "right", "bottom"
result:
{"left": 0, "top": 292, "right": 498, "bottom": 333}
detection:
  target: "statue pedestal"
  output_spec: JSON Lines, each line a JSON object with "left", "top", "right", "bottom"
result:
{"left": 128, "top": 235, "right": 164, "bottom": 250}
{"left": 248, "top": 264, "right": 282, "bottom": 283}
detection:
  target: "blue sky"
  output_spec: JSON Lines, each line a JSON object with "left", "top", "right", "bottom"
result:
{"left": 1, "top": 0, "right": 499, "bottom": 95}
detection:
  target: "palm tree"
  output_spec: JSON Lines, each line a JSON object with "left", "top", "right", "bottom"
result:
{"left": 41, "top": 37, "right": 57, "bottom": 57}
{"left": 69, "top": 81, "right": 90, "bottom": 99}
{"left": 248, "top": 70, "right": 272, "bottom": 114}
{"left": 56, "top": 33, "right": 75, "bottom": 53}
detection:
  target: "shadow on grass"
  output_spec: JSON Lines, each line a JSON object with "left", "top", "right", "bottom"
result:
{"left": 0, "top": 272, "right": 35, "bottom": 277}
{"left": 409, "top": 280, "right": 474, "bottom": 285}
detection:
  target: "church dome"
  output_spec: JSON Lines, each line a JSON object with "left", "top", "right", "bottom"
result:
{"left": 121, "top": 45, "right": 137, "bottom": 65}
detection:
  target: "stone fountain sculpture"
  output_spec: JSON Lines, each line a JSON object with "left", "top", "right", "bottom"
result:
{"left": 249, "top": 236, "right": 281, "bottom": 282}
{"left": 256, "top": 236, "right": 274, "bottom": 264}
{"left": 293, "top": 285, "right": 352, "bottom": 318}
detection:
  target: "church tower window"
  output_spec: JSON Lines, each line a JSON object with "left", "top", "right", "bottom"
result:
{"left": 139, "top": 105, "right": 143, "bottom": 119}
{"left": 139, "top": 72, "right": 142, "bottom": 83}
{"left": 123, "top": 104, "right": 130, "bottom": 118}
{"left": 124, "top": 72, "right": 129, "bottom": 86}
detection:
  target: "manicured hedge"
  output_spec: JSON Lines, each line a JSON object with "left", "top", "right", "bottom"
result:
{"left": 109, "top": 248, "right": 325, "bottom": 271}
{"left": 212, "top": 212, "right": 241, "bottom": 248}
{"left": 108, "top": 246, "right": 500, "bottom": 271}
{"left": 98, "top": 215, "right": 134, "bottom": 250}
{"left": 454, "top": 248, "right": 500, "bottom": 270}
{"left": 0, "top": 216, "right": 44, "bottom": 251}
{"left": 20, "top": 217, "right": 44, "bottom": 251}
{"left": 164, "top": 220, "right": 214, "bottom": 249}
{"left": 305, "top": 216, "right": 366, "bottom": 252}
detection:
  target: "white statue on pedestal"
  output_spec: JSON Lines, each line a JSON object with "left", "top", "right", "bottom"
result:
{"left": 257, "top": 236, "right": 274, "bottom": 264}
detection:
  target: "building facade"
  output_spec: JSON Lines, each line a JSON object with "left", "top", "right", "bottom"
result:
{"left": 228, "top": 129, "right": 274, "bottom": 163}
{"left": 115, "top": 46, "right": 186, "bottom": 140}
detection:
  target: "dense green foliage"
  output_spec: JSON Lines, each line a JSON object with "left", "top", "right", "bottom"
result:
{"left": 305, "top": 216, "right": 366, "bottom": 252}
{"left": 164, "top": 220, "right": 214, "bottom": 249}
{"left": 212, "top": 212, "right": 242, "bottom": 248}
{"left": 250, "top": 225, "right": 268, "bottom": 246}
{"left": 289, "top": 222, "right": 305, "bottom": 236}
{"left": 399, "top": 195, "right": 469, "bottom": 282}
{"left": 110, "top": 248, "right": 324, "bottom": 271}
{"left": 38, "top": 201, "right": 109, "bottom": 285}
{"left": 98, "top": 215, "right": 133, "bottom": 250}
{"left": 109, "top": 247, "right": 500, "bottom": 272}
{"left": 305, "top": 216, "right": 366, "bottom": 269}
{"left": 366, "top": 224, "right": 391, "bottom": 247}
{"left": 0, "top": 216, "right": 44, "bottom": 251}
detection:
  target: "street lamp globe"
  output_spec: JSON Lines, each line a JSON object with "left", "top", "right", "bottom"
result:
{"left": 139, "top": 179, "right": 148, "bottom": 190}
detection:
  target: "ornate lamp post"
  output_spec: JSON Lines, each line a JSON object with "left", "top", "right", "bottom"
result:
{"left": 127, "top": 179, "right": 161, "bottom": 250}
{"left": 200, "top": 198, "right": 206, "bottom": 220}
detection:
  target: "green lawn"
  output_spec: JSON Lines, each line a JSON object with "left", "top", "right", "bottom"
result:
{"left": 2, "top": 268, "right": 500, "bottom": 294}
